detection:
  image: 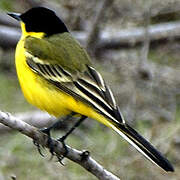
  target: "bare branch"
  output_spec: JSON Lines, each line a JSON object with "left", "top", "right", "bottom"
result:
{"left": 0, "top": 25, "right": 20, "bottom": 49}
{"left": 1, "top": 21, "right": 180, "bottom": 49}
{"left": 0, "top": 111, "right": 55, "bottom": 132}
{"left": 0, "top": 11, "right": 20, "bottom": 27}
{"left": 96, "top": 20, "right": 180, "bottom": 50}
{"left": 0, "top": 110, "right": 120, "bottom": 180}
{"left": 0, "top": 111, "right": 94, "bottom": 137}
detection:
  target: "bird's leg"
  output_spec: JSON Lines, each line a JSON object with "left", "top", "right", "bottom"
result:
{"left": 57, "top": 115, "right": 87, "bottom": 163}
{"left": 33, "top": 112, "right": 76, "bottom": 158}
{"left": 33, "top": 140, "right": 45, "bottom": 157}
{"left": 33, "top": 119, "right": 66, "bottom": 157}
{"left": 58, "top": 115, "right": 87, "bottom": 142}
{"left": 41, "top": 111, "right": 77, "bottom": 134}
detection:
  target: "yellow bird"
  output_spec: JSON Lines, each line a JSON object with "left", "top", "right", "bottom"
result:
{"left": 8, "top": 7, "right": 174, "bottom": 172}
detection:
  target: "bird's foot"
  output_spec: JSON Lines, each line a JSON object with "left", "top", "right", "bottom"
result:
{"left": 33, "top": 127, "right": 55, "bottom": 159}
{"left": 56, "top": 135, "right": 68, "bottom": 165}
{"left": 41, "top": 127, "right": 55, "bottom": 160}
{"left": 33, "top": 139, "right": 45, "bottom": 157}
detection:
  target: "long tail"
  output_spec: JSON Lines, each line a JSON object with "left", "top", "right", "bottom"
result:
{"left": 109, "top": 122, "right": 174, "bottom": 172}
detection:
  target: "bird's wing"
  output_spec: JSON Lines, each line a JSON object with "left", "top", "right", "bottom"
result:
{"left": 24, "top": 35, "right": 125, "bottom": 124}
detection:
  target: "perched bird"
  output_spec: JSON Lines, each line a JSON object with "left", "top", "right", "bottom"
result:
{"left": 8, "top": 7, "right": 174, "bottom": 172}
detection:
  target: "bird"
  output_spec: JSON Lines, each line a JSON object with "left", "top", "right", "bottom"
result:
{"left": 8, "top": 7, "right": 174, "bottom": 172}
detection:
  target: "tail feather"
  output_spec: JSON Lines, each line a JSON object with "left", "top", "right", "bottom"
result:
{"left": 110, "top": 122, "right": 174, "bottom": 172}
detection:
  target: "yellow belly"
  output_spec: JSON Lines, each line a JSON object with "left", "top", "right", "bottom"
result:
{"left": 15, "top": 37, "right": 111, "bottom": 127}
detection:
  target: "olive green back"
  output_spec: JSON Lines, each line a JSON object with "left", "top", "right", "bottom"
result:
{"left": 24, "top": 32, "right": 92, "bottom": 74}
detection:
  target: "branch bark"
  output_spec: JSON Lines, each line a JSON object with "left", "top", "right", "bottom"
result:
{"left": 0, "top": 25, "right": 21, "bottom": 49}
{"left": 0, "top": 11, "right": 20, "bottom": 27}
{"left": 0, "top": 111, "right": 95, "bottom": 136}
{"left": 1, "top": 21, "right": 180, "bottom": 50}
{"left": 96, "top": 20, "right": 180, "bottom": 51}
{"left": 0, "top": 111, "right": 55, "bottom": 132}
{"left": 0, "top": 110, "right": 120, "bottom": 180}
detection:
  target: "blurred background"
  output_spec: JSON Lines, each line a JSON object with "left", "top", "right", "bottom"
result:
{"left": 0, "top": 0, "right": 180, "bottom": 179}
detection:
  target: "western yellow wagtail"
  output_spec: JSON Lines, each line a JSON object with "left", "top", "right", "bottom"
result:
{"left": 8, "top": 7, "right": 174, "bottom": 172}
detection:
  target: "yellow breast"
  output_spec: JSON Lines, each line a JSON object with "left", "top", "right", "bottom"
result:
{"left": 16, "top": 37, "right": 70, "bottom": 116}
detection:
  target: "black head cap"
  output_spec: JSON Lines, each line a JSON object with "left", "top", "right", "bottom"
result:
{"left": 20, "top": 7, "right": 68, "bottom": 36}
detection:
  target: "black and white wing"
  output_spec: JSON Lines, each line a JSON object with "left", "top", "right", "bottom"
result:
{"left": 26, "top": 51, "right": 125, "bottom": 125}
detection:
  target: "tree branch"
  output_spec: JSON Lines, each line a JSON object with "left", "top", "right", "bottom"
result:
{"left": 0, "top": 25, "right": 20, "bottom": 49}
{"left": 96, "top": 20, "right": 180, "bottom": 51}
{"left": 1, "top": 21, "right": 180, "bottom": 50}
{"left": 0, "top": 111, "right": 55, "bottom": 132}
{"left": 0, "top": 11, "right": 20, "bottom": 27}
{"left": 0, "top": 110, "right": 120, "bottom": 180}
{"left": 0, "top": 111, "right": 95, "bottom": 137}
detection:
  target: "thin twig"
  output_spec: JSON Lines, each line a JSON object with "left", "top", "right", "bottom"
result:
{"left": 140, "top": 9, "right": 151, "bottom": 65}
{"left": 0, "top": 110, "right": 120, "bottom": 180}
{"left": 85, "top": 0, "right": 114, "bottom": 55}
{"left": 137, "top": 9, "right": 152, "bottom": 81}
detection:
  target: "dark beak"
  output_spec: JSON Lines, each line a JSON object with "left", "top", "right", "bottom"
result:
{"left": 7, "top": 12, "right": 21, "bottom": 21}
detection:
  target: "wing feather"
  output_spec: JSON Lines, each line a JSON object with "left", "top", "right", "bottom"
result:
{"left": 25, "top": 51, "right": 124, "bottom": 124}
